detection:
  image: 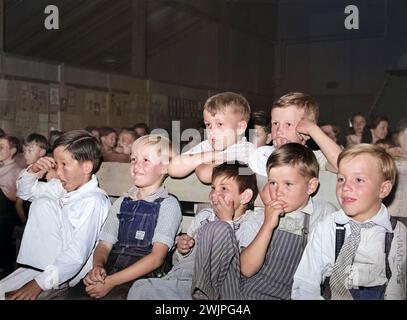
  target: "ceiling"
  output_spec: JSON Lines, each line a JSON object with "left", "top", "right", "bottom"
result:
{"left": 4, "top": 0, "right": 278, "bottom": 76}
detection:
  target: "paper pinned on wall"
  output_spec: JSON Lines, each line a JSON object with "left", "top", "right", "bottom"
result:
{"left": 50, "top": 87, "right": 60, "bottom": 106}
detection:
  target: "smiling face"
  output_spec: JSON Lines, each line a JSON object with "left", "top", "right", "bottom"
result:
{"left": 130, "top": 143, "right": 165, "bottom": 188}
{"left": 53, "top": 146, "right": 91, "bottom": 192}
{"left": 267, "top": 164, "right": 318, "bottom": 213}
{"left": 336, "top": 154, "right": 391, "bottom": 222}
{"left": 271, "top": 106, "right": 306, "bottom": 148}
{"left": 203, "top": 107, "right": 246, "bottom": 151}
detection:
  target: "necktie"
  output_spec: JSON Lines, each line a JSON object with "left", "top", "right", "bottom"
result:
{"left": 330, "top": 220, "right": 375, "bottom": 300}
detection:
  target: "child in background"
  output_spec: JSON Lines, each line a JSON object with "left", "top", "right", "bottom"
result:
{"left": 247, "top": 110, "right": 272, "bottom": 148}
{"left": 292, "top": 144, "right": 406, "bottom": 300}
{"left": 191, "top": 144, "right": 336, "bottom": 300}
{"left": 169, "top": 92, "right": 256, "bottom": 184}
{"left": 15, "top": 133, "right": 48, "bottom": 224}
{"left": 81, "top": 135, "right": 182, "bottom": 300}
{"left": 0, "top": 136, "right": 23, "bottom": 277}
{"left": 346, "top": 113, "right": 366, "bottom": 147}
{"left": 0, "top": 130, "right": 111, "bottom": 300}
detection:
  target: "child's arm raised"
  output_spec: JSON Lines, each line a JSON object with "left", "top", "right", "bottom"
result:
{"left": 296, "top": 119, "right": 342, "bottom": 172}
{"left": 240, "top": 200, "right": 286, "bottom": 277}
{"left": 16, "top": 156, "right": 63, "bottom": 201}
{"left": 168, "top": 150, "right": 219, "bottom": 178}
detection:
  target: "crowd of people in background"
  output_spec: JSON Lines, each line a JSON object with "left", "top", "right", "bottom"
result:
{"left": 0, "top": 92, "right": 406, "bottom": 300}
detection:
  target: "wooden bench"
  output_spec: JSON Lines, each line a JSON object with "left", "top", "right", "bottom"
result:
{"left": 96, "top": 162, "right": 265, "bottom": 232}
{"left": 96, "top": 162, "right": 339, "bottom": 232}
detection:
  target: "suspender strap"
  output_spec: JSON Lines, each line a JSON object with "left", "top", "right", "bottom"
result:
{"left": 334, "top": 223, "right": 346, "bottom": 261}
{"left": 384, "top": 216, "right": 398, "bottom": 280}
{"left": 302, "top": 214, "right": 310, "bottom": 249}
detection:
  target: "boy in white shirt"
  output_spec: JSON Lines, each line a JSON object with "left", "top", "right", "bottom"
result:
{"left": 292, "top": 144, "right": 406, "bottom": 300}
{"left": 168, "top": 92, "right": 256, "bottom": 183}
{"left": 0, "top": 130, "right": 111, "bottom": 300}
{"left": 248, "top": 92, "right": 342, "bottom": 207}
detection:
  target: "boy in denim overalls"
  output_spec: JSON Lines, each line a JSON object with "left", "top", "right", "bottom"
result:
{"left": 81, "top": 135, "right": 182, "bottom": 299}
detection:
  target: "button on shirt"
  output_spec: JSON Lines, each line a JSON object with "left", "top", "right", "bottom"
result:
{"left": 292, "top": 204, "right": 406, "bottom": 300}
{"left": 16, "top": 169, "right": 111, "bottom": 290}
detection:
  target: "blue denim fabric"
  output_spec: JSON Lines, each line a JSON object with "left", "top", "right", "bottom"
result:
{"left": 350, "top": 285, "right": 386, "bottom": 300}
{"left": 106, "top": 197, "right": 164, "bottom": 274}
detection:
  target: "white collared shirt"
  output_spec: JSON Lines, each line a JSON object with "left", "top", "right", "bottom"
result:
{"left": 15, "top": 169, "right": 111, "bottom": 290}
{"left": 292, "top": 204, "right": 407, "bottom": 300}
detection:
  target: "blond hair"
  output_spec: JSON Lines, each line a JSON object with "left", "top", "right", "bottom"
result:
{"left": 132, "top": 134, "right": 176, "bottom": 165}
{"left": 266, "top": 143, "right": 319, "bottom": 180}
{"left": 203, "top": 92, "right": 251, "bottom": 122}
{"left": 338, "top": 143, "right": 397, "bottom": 185}
{"left": 271, "top": 92, "right": 319, "bottom": 122}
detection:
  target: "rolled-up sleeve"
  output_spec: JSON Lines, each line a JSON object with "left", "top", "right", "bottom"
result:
{"left": 152, "top": 197, "right": 182, "bottom": 251}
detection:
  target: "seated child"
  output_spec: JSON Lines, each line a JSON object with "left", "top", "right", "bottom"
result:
{"left": 0, "top": 136, "right": 24, "bottom": 276}
{"left": 247, "top": 110, "right": 272, "bottom": 147}
{"left": 80, "top": 135, "right": 182, "bottom": 300}
{"left": 168, "top": 92, "right": 256, "bottom": 183}
{"left": 191, "top": 143, "right": 336, "bottom": 300}
{"left": 0, "top": 130, "right": 111, "bottom": 300}
{"left": 15, "top": 133, "right": 48, "bottom": 224}
{"left": 127, "top": 162, "right": 263, "bottom": 300}
{"left": 292, "top": 144, "right": 406, "bottom": 300}
{"left": 248, "top": 92, "right": 341, "bottom": 207}
{"left": 346, "top": 113, "right": 366, "bottom": 148}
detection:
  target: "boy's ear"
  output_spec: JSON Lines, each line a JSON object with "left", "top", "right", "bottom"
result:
{"left": 237, "top": 120, "right": 248, "bottom": 136}
{"left": 39, "top": 149, "right": 47, "bottom": 157}
{"left": 239, "top": 188, "right": 254, "bottom": 206}
{"left": 379, "top": 180, "right": 392, "bottom": 199}
{"left": 307, "top": 177, "right": 319, "bottom": 195}
{"left": 82, "top": 161, "right": 94, "bottom": 175}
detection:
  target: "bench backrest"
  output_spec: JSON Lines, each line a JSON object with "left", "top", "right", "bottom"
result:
{"left": 96, "top": 162, "right": 264, "bottom": 206}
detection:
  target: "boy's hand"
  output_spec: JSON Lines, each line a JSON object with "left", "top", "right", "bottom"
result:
{"left": 212, "top": 196, "right": 235, "bottom": 221}
{"left": 83, "top": 266, "right": 107, "bottom": 286}
{"left": 85, "top": 276, "right": 114, "bottom": 299}
{"left": 5, "top": 280, "right": 43, "bottom": 300}
{"left": 264, "top": 199, "right": 288, "bottom": 230}
{"left": 30, "top": 156, "right": 56, "bottom": 174}
{"left": 176, "top": 234, "right": 195, "bottom": 254}
{"left": 296, "top": 119, "right": 317, "bottom": 143}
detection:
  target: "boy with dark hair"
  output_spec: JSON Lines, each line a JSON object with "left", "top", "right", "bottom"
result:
{"left": 128, "top": 162, "right": 262, "bottom": 300}
{"left": 248, "top": 110, "right": 272, "bottom": 147}
{"left": 192, "top": 143, "right": 336, "bottom": 300}
{"left": 0, "top": 130, "right": 111, "bottom": 300}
